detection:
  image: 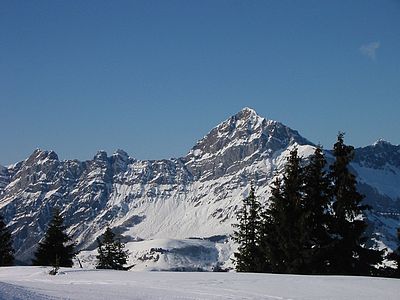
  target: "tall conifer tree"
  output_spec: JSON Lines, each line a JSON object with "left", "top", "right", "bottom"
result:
{"left": 32, "top": 208, "right": 75, "bottom": 267}
{"left": 263, "top": 147, "right": 306, "bottom": 273}
{"left": 232, "top": 186, "right": 263, "bottom": 272}
{"left": 328, "top": 133, "right": 383, "bottom": 275}
{"left": 260, "top": 177, "right": 283, "bottom": 273}
{"left": 0, "top": 214, "right": 14, "bottom": 266}
{"left": 301, "top": 146, "right": 333, "bottom": 274}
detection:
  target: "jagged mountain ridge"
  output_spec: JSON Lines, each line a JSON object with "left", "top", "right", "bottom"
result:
{"left": 0, "top": 108, "right": 399, "bottom": 268}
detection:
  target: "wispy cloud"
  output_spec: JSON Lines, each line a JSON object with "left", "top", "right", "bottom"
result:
{"left": 360, "top": 41, "right": 380, "bottom": 60}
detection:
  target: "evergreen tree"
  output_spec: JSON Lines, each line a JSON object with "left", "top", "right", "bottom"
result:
{"left": 32, "top": 208, "right": 75, "bottom": 267}
{"left": 0, "top": 214, "right": 14, "bottom": 266}
{"left": 232, "top": 135, "right": 385, "bottom": 276}
{"left": 262, "top": 147, "right": 307, "bottom": 273}
{"left": 260, "top": 176, "right": 284, "bottom": 273}
{"left": 232, "top": 186, "right": 263, "bottom": 272}
{"left": 301, "top": 146, "right": 333, "bottom": 274}
{"left": 385, "top": 228, "right": 400, "bottom": 278}
{"left": 328, "top": 133, "right": 383, "bottom": 275}
{"left": 393, "top": 228, "right": 400, "bottom": 277}
{"left": 96, "top": 227, "right": 129, "bottom": 270}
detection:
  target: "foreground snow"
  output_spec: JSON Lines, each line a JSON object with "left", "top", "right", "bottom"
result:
{"left": 0, "top": 267, "right": 399, "bottom": 300}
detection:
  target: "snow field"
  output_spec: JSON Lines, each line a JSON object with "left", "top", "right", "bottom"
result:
{"left": 0, "top": 267, "right": 399, "bottom": 300}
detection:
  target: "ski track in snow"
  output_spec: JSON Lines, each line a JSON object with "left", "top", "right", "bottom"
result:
{"left": 0, "top": 282, "right": 59, "bottom": 300}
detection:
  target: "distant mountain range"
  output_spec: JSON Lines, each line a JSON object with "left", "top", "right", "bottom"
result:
{"left": 1, "top": 108, "right": 399, "bottom": 269}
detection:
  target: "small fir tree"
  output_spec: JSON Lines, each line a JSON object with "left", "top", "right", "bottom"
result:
{"left": 32, "top": 208, "right": 75, "bottom": 267}
{"left": 232, "top": 186, "right": 263, "bottom": 272}
{"left": 328, "top": 133, "right": 383, "bottom": 275}
{"left": 96, "top": 227, "right": 129, "bottom": 270}
{"left": 0, "top": 214, "right": 14, "bottom": 266}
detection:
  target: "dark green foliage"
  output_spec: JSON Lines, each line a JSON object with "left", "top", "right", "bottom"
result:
{"left": 32, "top": 208, "right": 75, "bottom": 267}
{"left": 232, "top": 186, "right": 264, "bottom": 272}
{"left": 328, "top": 133, "right": 383, "bottom": 275}
{"left": 233, "top": 135, "right": 384, "bottom": 276}
{"left": 384, "top": 228, "right": 400, "bottom": 278}
{"left": 262, "top": 147, "right": 308, "bottom": 273}
{"left": 301, "top": 146, "right": 333, "bottom": 274}
{"left": 96, "top": 227, "right": 129, "bottom": 270}
{"left": 0, "top": 214, "right": 14, "bottom": 266}
{"left": 259, "top": 177, "right": 284, "bottom": 273}
{"left": 393, "top": 228, "right": 400, "bottom": 277}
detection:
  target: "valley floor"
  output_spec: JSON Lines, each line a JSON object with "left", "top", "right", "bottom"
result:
{"left": 0, "top": 267, "right": 399, "bottom": 300}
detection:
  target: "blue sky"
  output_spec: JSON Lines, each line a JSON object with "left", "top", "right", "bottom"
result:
{"left": 1, "top": 0, "right": 399, "bottom": 165}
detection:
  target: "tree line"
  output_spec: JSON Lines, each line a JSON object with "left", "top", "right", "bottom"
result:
{"left": 0, "top": 209, "right": 129, "bottom": 272}
{"left": 232, "top": 133, "right": 400, "bottom": 277}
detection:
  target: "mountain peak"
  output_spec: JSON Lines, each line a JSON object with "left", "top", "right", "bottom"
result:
{"left": 354, "top": 139, "right": 400, "bottom": 169}
{"left": 28, "top": 149, "right": 59, "bottom": 162}
{"left": 373, "top": 139, "right": 393, "bottom": 147}
{"left": 186, "top": 108, "right": 311, "bottom": 180}
{"left": 228, "top": 107, "right": 267, "bottom": 133}
{"left": 113, "top": 149, "right": 129, "bottom": 159}
{"left": 234, "top": 107, "right": 265, "bottom": 124}
{"left": 94, "top": 150, "right": 108, "bottom": 161}
{"left": 240, "top": 106, "right": 257, "bottom": 114}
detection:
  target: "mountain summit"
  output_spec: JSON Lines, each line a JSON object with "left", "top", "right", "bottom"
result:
{"left": 185, "top": 108, "right": 311, "bottom": 180}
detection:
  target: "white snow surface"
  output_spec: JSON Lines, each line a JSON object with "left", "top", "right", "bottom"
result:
{"left": 0, "top": 267, "right": 399, "bottom": 300}
{"left": 353, "top": 164, "right": 400, "bottom": 199}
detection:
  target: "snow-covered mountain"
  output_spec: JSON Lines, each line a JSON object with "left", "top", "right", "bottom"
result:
{"left": 352, "top": 140, "right": 400, "bottom": 252}
{"left": 0, "top": 108, "right": 399, "bottom": 269}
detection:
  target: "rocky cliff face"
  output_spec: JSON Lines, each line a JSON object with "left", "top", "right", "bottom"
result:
{"left": 0, "top": 164, "right": 10, "bottom": 194}
{"left": 185, "top": 108, "right": 311, "bottom": 181}
{"left": 0, "top": 108, "right": 399, "bottom": 267}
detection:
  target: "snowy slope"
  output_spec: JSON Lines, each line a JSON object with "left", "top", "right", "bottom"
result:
{"left": 351, "top": 140, "right": 400, "bottom": 251}
{"left": 0, "top": 108, "right": 399, "bottom": 269}
{"left": 0, "top": 267, "right": 399, "bottom": 300}
{"left": 353, "top": 139, "right": 400, "bottom": 199}
{"left": 77, "top": 237, "right": 233, "bottom": 272}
